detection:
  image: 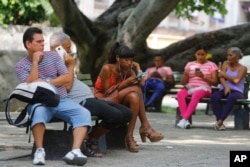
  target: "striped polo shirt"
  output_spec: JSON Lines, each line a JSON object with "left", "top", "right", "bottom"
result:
{"left": 185, "top": 60, "right": 218, "bottom": 93}
{"left": 15, "top": 51, "right": 69, "bottom": 98}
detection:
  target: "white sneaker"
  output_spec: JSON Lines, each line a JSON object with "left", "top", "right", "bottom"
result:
{"left": 177, "top": 119, "right": 191, "bottom": 129}
{"left": 63, "top": 149, "right": 87, "bottom": 166}
{"left": 33, "top": 148, "right": 45, "bottom": 165}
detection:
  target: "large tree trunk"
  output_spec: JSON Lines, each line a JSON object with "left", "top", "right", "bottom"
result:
{"left": 50, "top": 0, "right": 250, "bottom": 81}
{"left": 49, "top": 0, "right": 179, "bottom": 81}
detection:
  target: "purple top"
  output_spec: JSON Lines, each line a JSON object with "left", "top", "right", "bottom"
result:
{"left": 219, "top": 68, "right": 245, "bottom": 93}
{"left": 15, "top": 51, "right": 69, "bottom": 98}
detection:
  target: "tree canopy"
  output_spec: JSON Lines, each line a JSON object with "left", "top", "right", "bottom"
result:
{"left": 0, "top": 0, "right": 59, "bottom": 26}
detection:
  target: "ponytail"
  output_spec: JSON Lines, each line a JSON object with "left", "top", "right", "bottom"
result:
{"left": 108, "top": 42, "right": 120, "bottom": 64}
{"left": 108, "top": 42, "right": 135, "bottom": 64}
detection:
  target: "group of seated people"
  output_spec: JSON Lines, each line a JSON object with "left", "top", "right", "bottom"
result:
{"left": 16, "top": 27, "right": 248, "bottom": 166}
{"left": 136, "top": 44, "right": 247, "bottom": 132}
{"left": 176, "top": 45, "right": 247, "bottom": 130}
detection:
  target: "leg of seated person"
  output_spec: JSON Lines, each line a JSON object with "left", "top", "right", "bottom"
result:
{"left": 32, "top": 124, "right": 45, "bottom": 149}
{"left": 55, "top": 98, "right": 91, "bottom": 166}
{"left": 211, "top": 90, "right": 224, "bottom": 121}
{"left": 83, "top": 98, "right": 131, "bottom": 140}
{"left": 82, "top": 98, "right": 131, "bottom": 157}
{"left": 32, "top": 124, "right": 46, "bottom": 165}
{"left": 144, "top": 80, "right": 165, "bottom": 107}
{"left": 177, "top": 88, "right": 189, "bottom": 117}
{"left": 119, "top": 85, "right": 164, "bottom": 152}
{"left": 72, "top": 127, "right": 88, "bottom": 149}
{"left": 211, "top": 90, "right": 227, "bottom": 129}
{"left": 84, "top": 99, "right": 125, "bottom": 128}
{"left": 220, "top": 90, "right": 244, "bottom": 121}
{"left": 110, "top": 102, "right": 132, "bottom": 125}
{"left": 137, "top": 93, "right": 164, "bottom": 143}
{"left": 27, "top": 103, "right": 56, "bottom": 165}
{"left": 120, "top": 91, "right": 140, "bottom": 152}
{"left": 182, "top": 90, "right": 210, "bottom": 120}
{"left": 28, "top": 103, "right": 56, "bottom": 147}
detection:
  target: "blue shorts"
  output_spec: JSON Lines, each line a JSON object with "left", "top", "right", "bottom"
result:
{"left": 27, "top": 98, "right": 92, "bottom": 129}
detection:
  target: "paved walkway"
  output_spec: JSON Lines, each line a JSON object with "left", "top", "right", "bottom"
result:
{"left": 0, "top": 109, "right": 250, "bottom": 167}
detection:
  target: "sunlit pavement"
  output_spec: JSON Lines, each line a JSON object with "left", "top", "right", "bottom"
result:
{"left": 0, "top": 104, "right": 250, "bottom": 167}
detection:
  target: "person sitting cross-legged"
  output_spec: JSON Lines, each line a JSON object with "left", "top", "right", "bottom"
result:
{"left": 94, "top": 42, "right": 164, "bottom": 152}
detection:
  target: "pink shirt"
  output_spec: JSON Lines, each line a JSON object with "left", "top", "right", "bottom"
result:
{"left": 146, "top": 66, "right": 173, "bottom": 78}
{"left": 185, "top": 61, "right": 218, "bottom": 93}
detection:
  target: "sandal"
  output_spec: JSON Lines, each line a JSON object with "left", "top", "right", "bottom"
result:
{"left": 84, "top": 140, "right": 103, "bottom": 158}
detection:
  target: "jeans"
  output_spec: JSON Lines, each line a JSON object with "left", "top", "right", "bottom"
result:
{"left": 142, "top": 78, "right": 166, "bottom": 107}
{"left": 28, "top": 98, "right": 92, "bottom": 129}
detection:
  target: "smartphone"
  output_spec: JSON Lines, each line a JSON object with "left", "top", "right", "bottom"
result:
{"left": 136, "top": 72, "right": 146, "bottom": 80}
{"left": 55, "top": 45, "right": 66, "bottom": 60}
{"left": 195, "top": 68, "right": 200, "bottom": 72}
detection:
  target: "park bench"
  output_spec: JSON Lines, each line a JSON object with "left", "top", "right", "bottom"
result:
{"left": 146, "top": 69, "right": 250, "bottom": 129}
{"left": 174, "top": 72, "right": 250, "bottom": 130}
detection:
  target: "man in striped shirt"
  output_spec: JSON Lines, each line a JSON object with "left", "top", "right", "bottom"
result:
{"left": 15, "top": 27, "right": 91, "bottom": 166}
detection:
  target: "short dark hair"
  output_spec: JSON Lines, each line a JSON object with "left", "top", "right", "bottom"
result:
{"left": 23, "top": 27, "right": 43, "bottom": 49}
{"left": 108, "top": 42, "right": 134, "bottom": 64}
{"left": 154, "top": 54, "right": 164, "bottom": 60}
{"left": 195, "top": 44, "right": 208, "bottom": 53}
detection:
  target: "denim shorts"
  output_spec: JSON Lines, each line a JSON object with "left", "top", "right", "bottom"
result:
{"left": 27, "top": 98, "right": 92, "bottom": 129}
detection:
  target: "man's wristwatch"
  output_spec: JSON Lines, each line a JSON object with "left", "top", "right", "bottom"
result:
{"left": 45, "top": 79, "right": 50, "bottom": 83}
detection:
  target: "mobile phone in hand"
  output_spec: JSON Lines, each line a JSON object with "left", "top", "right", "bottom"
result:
{"left": 195, "top": 68, "right": 200, "bottom": 72}
{"left": 136, "top": 72, "right": 146, "bottom": 80}
{"left": 55, "top": 45, "right": 66, "bottom": 60}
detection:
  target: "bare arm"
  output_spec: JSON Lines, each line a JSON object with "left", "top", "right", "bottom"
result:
{"left": 25, "top": 51, "right": 43, "bottom": 82}
{"left": 63, "top": 54, "right": 76, "bottom": 92}
{"left": 132, "top": 61, "right": 142, "bottom": 74}
{"left": 99, "top": 64, "right": 112, "bottom": 92}
{"left": 219, "top": 62, "right": 247, "bottom": 84}
{"left": 181, "top": 68, "right": 190, "bottom": 85}
{"left": 202, "top": 70, "right": 218, "bottom": 86}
